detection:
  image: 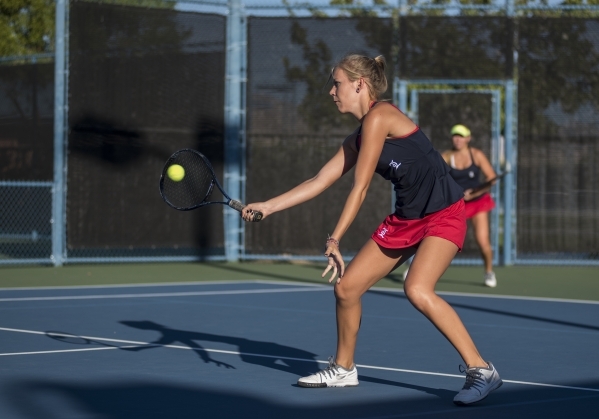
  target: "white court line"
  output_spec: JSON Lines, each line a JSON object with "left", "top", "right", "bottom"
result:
{"left": 1, "top": 326, "right": 598, "bottom": 394}
{"left": 1, "top": 347, "right": 120, "bottom": 356}
{"left": 373, "top": 286, "right": 599, "bottom": 305}
{"left": 254, "top": 280, "right": 599, "bottom": 305}
{"left": 0, "top": 279, "right": 264, "bottom": 291}
{"left": 0, "top": 286, "right": 329, "bottom": 302}
{"left": 2, "top": 278, "right": 597, "bottom": 305}
{"left": 0, "top": 279, "right": 290, "bottom": 292}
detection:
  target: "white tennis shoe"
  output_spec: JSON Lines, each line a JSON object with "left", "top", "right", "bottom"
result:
{"left": 484, "top": 272, "right": 497, "bottom": 288}
{"left": 297, "top": 357, "right": 359, "bottom": 388}
{"left": 453, "top": 362, "right": 502, "bottom": 405}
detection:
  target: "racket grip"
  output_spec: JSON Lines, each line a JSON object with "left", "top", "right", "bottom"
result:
{"left": 229, "top": 200, "right": 263, "bottom": 222}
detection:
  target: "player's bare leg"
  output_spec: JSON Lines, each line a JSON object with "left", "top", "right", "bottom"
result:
{"left": 403, "top": 236, "right": 486, "bottom": 367}
{"left": 471, "top": 211, "right": 493, "bottom": 273}
{"left": 333, "top": 239, "right": 416, "bottom": 369}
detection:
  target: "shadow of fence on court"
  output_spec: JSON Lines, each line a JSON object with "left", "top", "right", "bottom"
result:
{"left": 367, "top": 289, "right": 599, "bottom": 332}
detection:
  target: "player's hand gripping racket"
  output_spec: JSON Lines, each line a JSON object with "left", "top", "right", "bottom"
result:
{"left": 470, "top": 172, "right": 508, "bottom": 194}
{"left": 159, "top": 149, "right": 262, "bottom": 221}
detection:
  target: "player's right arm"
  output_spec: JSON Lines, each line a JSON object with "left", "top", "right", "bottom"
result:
{"left": 441, "top": 150, "right": 452, "bottom": 165}
{"left": 241, "top": 131, "right": 359, "bottom": 221}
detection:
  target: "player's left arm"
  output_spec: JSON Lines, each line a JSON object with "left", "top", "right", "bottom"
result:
{"left": 322, "top": 110, "right": 388, "bottom": 283}
{"left": 331, "top": 112, "right": 386, "bottom": 241}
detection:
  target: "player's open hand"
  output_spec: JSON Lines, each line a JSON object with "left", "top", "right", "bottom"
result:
{"left": 322, "top": 244, "right": 345, "bottom": 284}
{"left": 463, "top": 188, "right": 475, "bottom": 202}
{"left": 241, "top": 203, "right": 269, "bottom": 222}
{"left": 211, "top": 359, "right": 236, "bottom": 369}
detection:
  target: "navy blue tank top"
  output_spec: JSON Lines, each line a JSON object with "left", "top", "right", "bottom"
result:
{"left": 357, "top": 127, "right": 464, "bottom": 219}
{"left": 448, "top": 149, "right": 482, "bottom": 191}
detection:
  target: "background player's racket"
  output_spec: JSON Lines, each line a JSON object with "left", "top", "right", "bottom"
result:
{"left": 470, "top": 172, "right": 508, "bottom": 194}
{"left": 159, "top": 149, "right": 262, "bottom": 221}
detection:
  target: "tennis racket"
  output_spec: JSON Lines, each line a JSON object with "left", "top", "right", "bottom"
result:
{"left": 159, "top": 149, "right": 263, "bottom": 221}
{"left": 46, "top": 331, "right": 153, "bottom": 350}
{"left": 470, "top": 172, "right": 507, "bottom": 194}
{"left": 46, "top": 331, "right": 117, "bottom": 347}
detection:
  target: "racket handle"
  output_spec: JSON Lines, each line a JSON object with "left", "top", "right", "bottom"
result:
{"left": 229, "top": 200, "right": 263, "bottom": 222}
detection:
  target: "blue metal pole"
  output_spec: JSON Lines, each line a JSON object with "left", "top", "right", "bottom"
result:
{"left": 409, "top": 89, "right": 418, "bottom": 124}
{"left": 394, "top": 78, "right": 408, "bottom": 213}
{"left": 503, "top": 80, "right": 515, "bottom": 265}
{"left": 239, "top": 8, "right": 248, "bottom": 259}
{"left": 397, "top": 78, "right": 408, "bottom": 113}
{"left": 491, "top": 89, "right": 501, "bottom": 266}
{"left": 52, "top": 0, "right": 68, "bottom": 266}
{"left": 224, "top": 0, "right": 245, "bottom": 261}
{"left": 506, "top": 0, "right": 514, "bottom": 16}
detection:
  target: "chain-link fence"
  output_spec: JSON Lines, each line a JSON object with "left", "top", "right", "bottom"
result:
{"left": 1, "top": 0, "right": 598, "bottom": 265}
{"left": 66, "top": 1, "right": 227, "bottom": 261}
{"left": 0, "top": 58, "right": 55, "bottom": 264}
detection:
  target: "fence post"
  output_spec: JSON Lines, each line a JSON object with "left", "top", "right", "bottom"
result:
{"left": 52, "top": 0, "right": 68, "bottom": 266}
{"left": 503, "top": 80, "right": 515, "bottom": 265}
{"left": 394, "top": 78, "right": 408, "bottom": 213}
{"left": 224, "top": 0, "right": 246, "bottom": 261}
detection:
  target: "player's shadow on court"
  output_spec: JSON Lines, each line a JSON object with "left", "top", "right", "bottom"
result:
{"left": 359, "top": 376, "right": 455, "bottom": 399}
{"left": 119, "top": 320, "right": 320, "bottom": 376}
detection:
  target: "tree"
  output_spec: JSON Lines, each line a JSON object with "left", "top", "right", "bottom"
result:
{"left": 0, "top": 0, "right": 54, "bottom": 57}
{"left": 0, "top": 0, "right": 177, "bottom": 58}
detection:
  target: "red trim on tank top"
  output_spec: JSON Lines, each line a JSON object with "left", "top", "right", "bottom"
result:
{"left": 388, "top": 126, "right": 419, "bottom": 139}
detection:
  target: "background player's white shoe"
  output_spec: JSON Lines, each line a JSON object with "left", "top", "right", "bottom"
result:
{"left": 297, "top": 357, "right": 359, "bottom": 388}
{"left": 484, "top": 272, "right": 497, "bottom": 288}
{"left": 453, "top": 362, "right": 502, "bottom": 405}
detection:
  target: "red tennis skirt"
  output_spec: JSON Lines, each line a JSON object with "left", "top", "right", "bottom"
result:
{"left": 464, "top": 193, "right": 495, "bottom": 219}
{"left": 372, "top": 199, "right": 467, "bottom": 251}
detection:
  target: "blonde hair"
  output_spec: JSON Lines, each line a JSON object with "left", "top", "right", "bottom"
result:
{"left": 335, "top": 54, "right": 387, "bottom": 100}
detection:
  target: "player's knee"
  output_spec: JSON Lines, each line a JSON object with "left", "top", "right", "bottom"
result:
{"left": 334, "top": 281, "right": 360, "bottom": 305}
{"left": 404, "top": 283, "right": 433, "bottom": 311}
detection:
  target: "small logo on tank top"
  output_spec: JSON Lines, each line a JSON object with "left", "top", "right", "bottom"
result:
{"left": 378, "top": 227, "right": 389, "bottom": 238}
{"left": 389, "top": 160, "right": 401, "bottom": 169}
{"left": 469, "top": 171, "right": 475, "bottom": 178}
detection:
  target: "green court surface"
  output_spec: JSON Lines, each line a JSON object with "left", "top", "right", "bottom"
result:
{"left": 1, "top": 262, "right": 597, "bottom": 301}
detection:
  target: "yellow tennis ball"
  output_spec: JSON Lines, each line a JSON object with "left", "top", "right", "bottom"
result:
{"left": 167, "top": 164, "right": 185, "bottom": 182}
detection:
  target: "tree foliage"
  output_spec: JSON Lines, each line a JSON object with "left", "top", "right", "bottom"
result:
{"left": 0, "top": 0, "right": 176, "bottom": 58}
{"left": 0, "top": 0, "right": 55, "bottom": 56}
{"left": 282, "top": 0, "right": 599, "bottom": 135}
{"left": 283, "top": 2, "right": 394, "bottom": 132}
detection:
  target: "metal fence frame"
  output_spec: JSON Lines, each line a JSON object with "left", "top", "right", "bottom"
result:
{"left": 396, "top": 78, "right": 519, "bottom": 266}
{"left": 2, "top": 0, "right": 599, "bottom": 265}
{"left": 398, "top": 84, "right": 504, "bottom": 266}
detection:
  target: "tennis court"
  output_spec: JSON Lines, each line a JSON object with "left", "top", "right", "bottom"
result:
{"left": 0, "top": 263, "right": 598, "bottom": 418}
{"left": 2, "top": 1, "right": 599, "bottom": 418}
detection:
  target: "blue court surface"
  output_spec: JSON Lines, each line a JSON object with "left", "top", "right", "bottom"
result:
{"left": 0, "top": 280, "right": 598, "bottom": 418}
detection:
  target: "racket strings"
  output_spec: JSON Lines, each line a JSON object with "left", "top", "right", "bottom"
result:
{"left": 162, "top": 151, "right": 215, "bottom": 209}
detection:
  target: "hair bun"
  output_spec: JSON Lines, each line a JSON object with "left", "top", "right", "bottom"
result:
{"left": 374, "top": 55, "right": 386, "bottom": 70}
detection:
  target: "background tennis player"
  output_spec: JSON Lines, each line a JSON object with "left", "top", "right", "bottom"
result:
{"left": 442, "top": 124, "right": 498, "bottom": 287}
